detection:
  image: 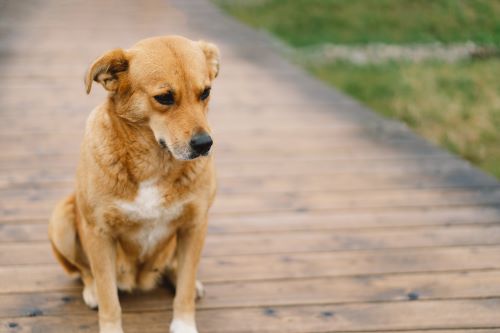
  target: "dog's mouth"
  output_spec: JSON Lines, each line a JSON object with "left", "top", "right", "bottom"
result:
{"left": 158, "top": 138, "right": 168, "bottom": 149}
{"left": 189, "top": 150, "right": 210, "bottom": 160}
{"left": 184, "top": 149, "right": 211, "bottom": 161}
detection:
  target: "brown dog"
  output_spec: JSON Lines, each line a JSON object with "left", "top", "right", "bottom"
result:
{"left": 48, "top": 36, "right": 219, "bottom": 333}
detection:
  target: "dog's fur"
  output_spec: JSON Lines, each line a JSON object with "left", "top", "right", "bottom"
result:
{"left": 48, "top": 36, "right": 219, "bottom": 333}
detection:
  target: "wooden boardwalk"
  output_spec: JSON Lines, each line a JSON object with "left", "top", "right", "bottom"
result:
{"left": 2, "top": 0, "right": 500, "bottom": 332}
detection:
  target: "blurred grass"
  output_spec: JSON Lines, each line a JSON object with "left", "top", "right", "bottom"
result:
{"left": 308, "top": 59, "right": 500, "bottom": 177}
{"left": 215, "top": 0, "right": 500, "bottom": 47}
{"left": 214, "top": 0, "right": 500, "bottom": 179}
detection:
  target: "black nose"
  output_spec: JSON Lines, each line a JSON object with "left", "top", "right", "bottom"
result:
{"left": 190, "top": 133, "right": 213, "bottom": 156}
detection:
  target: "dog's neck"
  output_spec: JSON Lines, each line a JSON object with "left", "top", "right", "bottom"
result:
{"left": 103, "top": 100, "right": 207, "bottom": 186}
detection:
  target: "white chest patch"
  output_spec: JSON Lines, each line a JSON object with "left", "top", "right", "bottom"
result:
{"left": 116, "top": 179, "right": 185, "bottom": 257}
{"left": 117, "top": 180, "right": 170, "bottom": 221}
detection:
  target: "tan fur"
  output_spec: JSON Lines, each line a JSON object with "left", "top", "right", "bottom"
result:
{"left": 49, "top": 36, "right": 219, "bottom": 333}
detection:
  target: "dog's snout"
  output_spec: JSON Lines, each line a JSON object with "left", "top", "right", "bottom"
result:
{"left": 190, "top": 133, "right": 213, "bottom": 156}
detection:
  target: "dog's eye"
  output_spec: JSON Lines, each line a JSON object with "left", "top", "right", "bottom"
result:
{"left": 154, "top": 91, "right": 175, "bottom": 106}
{"left": 200, "top": 87, "right": 211, "bottom": 101}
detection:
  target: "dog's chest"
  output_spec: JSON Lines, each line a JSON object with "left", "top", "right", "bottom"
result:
{"left": 115, "top": 180, "right": 184, "bottom": 256}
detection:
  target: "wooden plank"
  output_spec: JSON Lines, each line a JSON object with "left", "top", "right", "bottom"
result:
{"left": 0, "top": 121, "right": 407, "bottom": 138}
{"left": 0, "top": 118, "right": 402, "bottom": 136}
{"left": 0, "top": 174, "right": 483, "bottom": 193}
{"left": 0, "top": 158, "right": 479, "bottom": 193}
{"left": 4, "top": 225, "right": 500, "bottom": 263}
{"left": 208, "top": 206, "right": 500, "bottom": 233}
{"left": 0, "top": 54, "right": 298, "bottom": 78}
{"left": 204, "top": 224, "right": 500, "bottom": 256}
{"left": 2, "top": 299, "right": 500, "bottom": 333}
{"left": 0, "top": 155, "right": 468, "bottom": 177}
{"left": 2, "top": 245, "right": 500, "bottom": 291}
{"left": 0, "top": 265, "right": 76, "bottom": 293}
{"left": 210, "top": 188, "right": 500, "bottom": 214}
{"left": 0, "top": 124, "right": 415, "bottom": 144}
{"left": 0, "top": 224, "right": 48, "bottom": 241}
{"left": 2, "top": 270, "right": 500, "bottom": 317}
{"left": 3, "top": 213, "right": 500, "bottom": 241}
{"left": 2, "top": 206, "right": 499, "bottom": 233}
{"left": 198, "top": 245, "right": 500, "bottom": 282}
{"left": 2, "top": 187, "right": 500, "bottom": 219}
{"left": 0, "top": 135, "right": 429, "bottom": 157}
{"left": 0, "top": 170, "right": 496, "bottom": 198}
{"left": 0, "top": 104, "right": 397, "bottom": 122}
{"left": 0, "top": 156, "right": 498, "bottom": 195}
{"left": 0, "top": 113, "right": 391, "bottom": 132}
{"left": 216, "top": 171, "right": 496, "bottom": 194}
{"left": 0, "top": 140, "right": 446, "bottom": 166}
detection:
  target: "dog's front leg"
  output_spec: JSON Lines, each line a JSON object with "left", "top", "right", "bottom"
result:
{"left": 84, "top": 231, "right": 123, "bottom": 333}
{"left": 170, "top": 217, "right": 208, "bottom": 333}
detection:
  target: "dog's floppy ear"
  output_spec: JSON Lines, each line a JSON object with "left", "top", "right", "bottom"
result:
{"left": 84, "top": 48, "right": 129, "bottom": 94}
{"left": 198, "top": 41, "right": 220, "bottom": 80}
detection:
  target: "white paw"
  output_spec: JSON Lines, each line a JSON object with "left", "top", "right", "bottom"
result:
{"left": 100, "top": 322, "right": 124, "bottom": 333}
{"left": 195, "top": 280, "right": 205, "bottom": 300}
{"left": 82, "top": 283, "right": 98, "bottom": 309}
{"left": 170, "top": 319, "right": 198, "bottom": 333}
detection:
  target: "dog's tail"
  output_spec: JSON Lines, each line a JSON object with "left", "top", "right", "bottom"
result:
{"left": 48, "top": 194, "right": 83, "bottom": 277}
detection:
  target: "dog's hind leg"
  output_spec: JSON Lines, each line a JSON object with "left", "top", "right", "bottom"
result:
{"left": 49, "top": 194, "right": 81, "bottom": 275}
{"left": 81, "top": 273, "right": 98, "bottom": 309}
{"left": 49, "top": 194, "right": 97, "bottom": 309}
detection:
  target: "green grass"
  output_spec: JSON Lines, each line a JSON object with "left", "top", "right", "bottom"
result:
{"left": 308, "top": 59, "right": 500, "bottom": 177}
{"left": 215, "top": 0, "right": 500, "bottom": 47}
{"left": 213, "top": 0, "right": 500, "bottom": 178}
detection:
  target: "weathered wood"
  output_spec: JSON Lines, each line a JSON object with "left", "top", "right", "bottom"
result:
{"left": 15, "top": 208, "right": 500, "bottom": 234}
{"left": 0, "top": 135, "right": 435, "bottom": 157}
{"left": 5, "top": 161, "right": 471, "bottom": 199}
{"left": 2, "top": 270, "right": 500, "bottom": 317}
{"left": 2, "top": 206, "right": 499, "bottom": 235}
{"left": 4, "top": 218, "right": 500, "bottom": 243}
{"left": 208, "top": 207, "right": 500, "bottom": 233}
{"left": 0, "top": 184, "right": 500, "bottom": 205}
{"left": 2, "top": 246, "right": 500, "bottom": 292}
{"left": 197, "top": 245, "right": 500, "bottom": 282}
{"left": 0, "top": 121, "right": 406, "bottom": 138}
{"left": 0, "top": 123, "right": 417, "bottom": 145}
{"left": 0, "top": 167, "right": 496, "bottom": 193}
{"left": 3, "top": 225, "right": 500, "bottom": 263}
{"left": 0, "top": 155, "right": 470, "bottom": 177}
{"left": 2, "top": 299, "right": 500, "bottom": 333}
{"left": 2, "top": 187, "right": 500, "bottom": 219}
{"left": 0, "top": 142, "right": 448, "bottom": 169}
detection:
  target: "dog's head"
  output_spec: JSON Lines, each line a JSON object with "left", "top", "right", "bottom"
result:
{"left": 85, "top": 36, "right": 220, "bottom": 161}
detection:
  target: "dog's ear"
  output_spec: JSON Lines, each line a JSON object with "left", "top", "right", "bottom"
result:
{"left": 84, "top": 48, "right": 129, "bottom": 94}
{"left": 198, "top": 41, "right": 220, "bottom": 80}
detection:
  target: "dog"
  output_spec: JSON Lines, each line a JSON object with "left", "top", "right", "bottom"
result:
{"left": 48, "top": 35, "right": 219, "bottom": 333}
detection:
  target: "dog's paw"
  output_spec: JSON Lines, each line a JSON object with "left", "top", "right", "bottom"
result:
{"left": 170, "top": 319, "right": 198, "bottom": 333}
{"left": 195, "top": 280, "right": 205, "bottom": 300}
{"left": 100, "top": 322, "right": 124, "bottom": 333}
{"left": 82, "top": 283, "right": 98, "bottom": 309}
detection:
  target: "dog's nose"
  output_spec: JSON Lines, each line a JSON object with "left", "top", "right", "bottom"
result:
{"left": 190, "top": 133, "right": 213, "bottom": 155}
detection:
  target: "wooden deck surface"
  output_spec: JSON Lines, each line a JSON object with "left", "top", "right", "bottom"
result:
{"left": 2, "top": 0, "right": 500, "bottom": 332}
